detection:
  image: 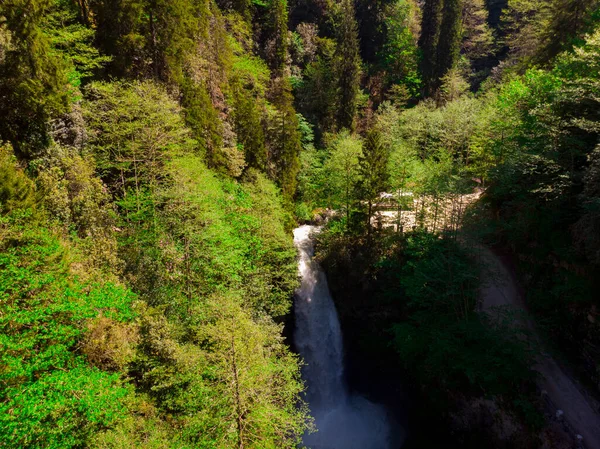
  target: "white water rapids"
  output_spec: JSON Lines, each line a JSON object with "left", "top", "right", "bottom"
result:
{"left": 293, "top": 225, "right": 403, "bottom": 449}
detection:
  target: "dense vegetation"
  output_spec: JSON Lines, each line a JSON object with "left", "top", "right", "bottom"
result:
{"left": 1, "top": 0, "right": 600, "bottom": 447}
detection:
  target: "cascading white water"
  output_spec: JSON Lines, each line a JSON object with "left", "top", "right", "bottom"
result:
{"left": 293, "top": 225, "right": 403, "bottom": 449}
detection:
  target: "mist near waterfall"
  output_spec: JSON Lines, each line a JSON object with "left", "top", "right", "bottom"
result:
{"left": 293, "top": 225, "right": 404, "bottom": 449}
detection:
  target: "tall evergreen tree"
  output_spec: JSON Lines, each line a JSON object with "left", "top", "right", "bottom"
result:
{"left": 419, "top": 0, "right": 443, "bottom": 97}
{"left": 537, "top": 0, "right": 600, "bottom": 62}
{"left": 333, "top": 0, "right": 361, "bottom": 131}
{"left": 89, "top": 0, "right": 206, "bottom": 80}
{"left": 233, "top": 83, "right": 267, "bottom": 170}
{"left": 180, "top": 76, "right": 225, "bottom": 170}
{"left": 356, "top": 129, "right": 389, "bottom": 231}
{"left": 419, "top": 0, "right": 464, "bottom": 97}
{"left": 462, "top": 0, "right": 494, "bottom": 61}
{"left": 0, "top": 0, "right": 69, "bottom": 156}
{"left": 500, "top": 0, "right": 550, "bottom": 65}
{"left": 268, "top": 77, "right": 302, "bottom": 204}
{"left": 436, "top": 0, "right": 464, "bottom": 89}
{"left": 268, "top": 0, "right": 290, "bottom": 73}
{"left": 88, "top": 0, "right": 146, "bottom": 76}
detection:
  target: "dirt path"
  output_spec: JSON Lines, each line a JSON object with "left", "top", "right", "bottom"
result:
{"left": 476, "top": 245, "right": 600, "bottom": 449}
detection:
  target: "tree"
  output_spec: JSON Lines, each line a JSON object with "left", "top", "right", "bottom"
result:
{"left": 500, "top": 0, "right": 550, "bottom": 66}
{"left": 263, "top": 0, "right": 290, "bottom": 73}
{"left": 0, "top": 0, "right": 70, "bottom": 156}
{"left": 435, "top": 0, "right": 463, "bottom": 91}
{"left": 267, "top": 77, "right": 302, "bottom": 205}
{"left": 198, "top": 296, "right": 311, "bottom": 449}
{"left": 536, "top": 0, "right": 600, "bottom": 63}
{"left": 379, "top": 0, "right": 421, "bottom": 99}
{"left": 419, "top": 0, "right": 443, "bottom": 96}
{"left": 419, "top": 0, "right": 467, "bottom": 97}
{"left": 273, "top": 0, "right": 289, "bottom": 72}
{"left": 44, "top": 0, "right": 112, "bottom": 83}
{"left": 333, "top": 0, "right": 361, "bottom": 131}
{"left": 82, "top": 81, "right": 196, "bottom": 194}
{"left": 356, "top": 129, "right": 389, "bottom": 231}
{"left": 0, "top": 144, "right": 36, "bottom": 215}
{"left": 232, "top": 83, "right": 267, "bottom": 170}
{"left": 89, "top": 0, "right": 208, "bottom": 80}
{"left": 88, "top": 0, "right": 146, "bottom": 76}
{"left": 180, "top": 76, "right": 226, "bottom": 171}
{"left": 324, "top": 130, "right": 363, "bottom": 225}
{"left": 0, "top": 214, "right": 136, "bottom": 448}
{"left": 295, "top": 39, "right": 337, "bottom": 138}
{"left": 462, "top": 0, "right": 494, "bottom": 61}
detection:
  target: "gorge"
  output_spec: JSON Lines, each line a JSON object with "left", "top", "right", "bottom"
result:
{"left": 293, "top": 225, "right": 404, "bottom": 449}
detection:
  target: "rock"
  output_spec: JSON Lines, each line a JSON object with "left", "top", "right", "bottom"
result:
{"left": 556, "top": 410, "right": 564, "bottom": 420}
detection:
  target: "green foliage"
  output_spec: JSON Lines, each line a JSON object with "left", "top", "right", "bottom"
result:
{"left": 180, "top": 77, "right": 226, "bottom": 171}
{"left": 419, "top": 0, "right": 471, "bottom": 97}
{"left": 232, "top": 54, "right": 271, "bottom": 95}
{"left": 89, "top": 0, "right": 211, "bottom": 80}
{"left": 34, "top": 145, "right": 120, "bottom": 273}
{"left": 0, "top": 143, "right": 36, "bottom": 214}
{"left": 266, "top": 77, "right": 302, "bottom": 204}
{"left": 8, "top": 0, "right": 600, "bottom": 443}
{"left": 193, "top": 295, "right": 310, "bottom": 449}
{"left": 419, "top": 0, "right": 444, "bottom": 96}
{"left": 114, "top": 155, "right": 308, "bottom": 445}
{"left": 379, "top": 0, "right": 421, "bottom": 98}
{"left": 388, "top": 232, "right": 533, "bottom": 396}
{"left": 356, "top": 129, "right": 389, "bottom": 225}
{"left": 44, "top": 0, "right": 111, "bottom": 85}
{"left": 83, "top": 81, "right": 197, "bottom": 191}
{"left": 0, "top": 213, "right": 136, "bottom": 448}
{"left": 462, "top": 0, "right": 494, "bottom": 62}
{"left": 463, "top": 27, "right": 600, "bottom": 387}
{"left": 0, "top": 0, "right": 70, "bottom": 155}
{"left": 296, "top": 129, "right": 364, "bottom": 219}
{"left": 295, "top": 47, "right": 337, "bottom": 138}
{"left": 325, "top": 130, "right": 363, "bottom": 213}
{"left": 333, "top": 0, "right": 361, "bottom": 130}
{"left": 269, "top": 0, "right": 289, "bottom": 72}
{"left": 435, "top": 0, "right": 463, "bottom": 91}
{"left": 232, "top": 82, "right": 267, "bottom": 170}
{"left": 1, "top": 367, "right": 130, "bottom": 448}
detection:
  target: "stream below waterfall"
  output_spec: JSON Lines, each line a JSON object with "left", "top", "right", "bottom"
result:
{"left": 293, "top": 225, "right": 404, "bottom": 449}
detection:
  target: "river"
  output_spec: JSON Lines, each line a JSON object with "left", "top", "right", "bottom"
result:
{"left": 293, "top": 225, "right": 403, "bottom": 449}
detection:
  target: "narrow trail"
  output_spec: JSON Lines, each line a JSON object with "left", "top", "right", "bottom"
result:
{"left": 476, "top": 245, "right": 600, "bottom": 449}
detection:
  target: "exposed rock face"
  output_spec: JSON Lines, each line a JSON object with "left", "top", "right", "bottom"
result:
{"left": 51, "top": 104, "right": 88, "bottom": 150}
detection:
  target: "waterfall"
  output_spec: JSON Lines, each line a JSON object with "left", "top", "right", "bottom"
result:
{"left": 293, "top": 225, "right": 403, "bottom": 449}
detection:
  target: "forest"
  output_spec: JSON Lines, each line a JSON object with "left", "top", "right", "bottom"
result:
{"left": 1, "top": 0, "right": 599, "bottom": 447}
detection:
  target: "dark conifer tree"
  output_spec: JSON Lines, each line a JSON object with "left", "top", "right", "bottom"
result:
{"left": 88, "top": 0, "right": 145, "bottom": 76}
{"left": 90, "top": 0, "right": 205, "bottom": 80}
{"left": 419, "top": 0, "right": 443, "bottom": 97}
{"left": 269, "top": 78, "right": 302, "bottom": 204}
{"left": 436, "top": 0, "right": 463, "bottom": 87}
{"left": 268, "top": 0, "right": 290, "bottom": 73}
{"left": 0, "top": 0, "right": 69, "bottom": 156}
{"left": 233, "top": 84, "right": 267, "bottom": 170}
{"left": 537, "top": 0, "right": 599, "bottom": 62}
{"left": 216, "top": 0, "right": 252, "bottom": 18}
{"left": 356, "top": 129, "right": 389, "bottom": 230}
{"left": 180, "top": 77, "right": 225, "bottom": 169}
{"left": 333, "top": 0, "right": 361, "bottom": 131}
